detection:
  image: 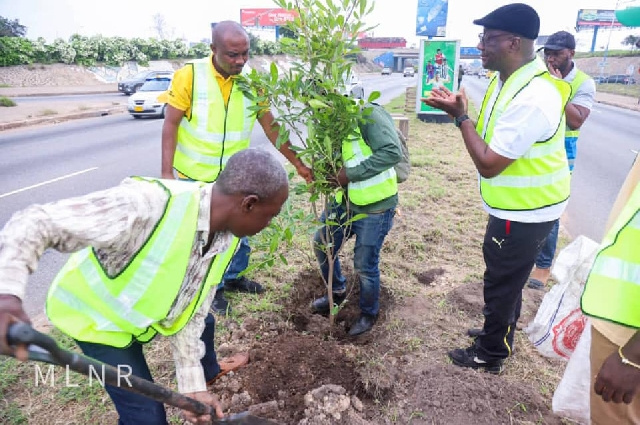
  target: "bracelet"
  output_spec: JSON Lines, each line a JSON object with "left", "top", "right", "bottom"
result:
{"left": 618, "top": 346, "right": 640, "bottom": 370}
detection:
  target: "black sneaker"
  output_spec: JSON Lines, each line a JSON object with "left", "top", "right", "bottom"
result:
{"left": 348, "top": 314, "right": 377, "bottom": 336}
{"left": 311, "top": 292, "right": 346, "bottom": 314}
{"left": 467, "top": 328, "right": 483, "bottom": 338}
{"left": 212, "top": 290, "right": 232, "bottom": 316}
{"left": 448, "top": 346, "right": 503, "bottom": 374}
{"left": 224, "top": 277, "right": 265, "bottom": 294}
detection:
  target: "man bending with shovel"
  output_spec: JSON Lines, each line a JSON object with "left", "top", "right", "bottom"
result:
{"left": 0, "top": 148, "right": 289, "bottom": 425}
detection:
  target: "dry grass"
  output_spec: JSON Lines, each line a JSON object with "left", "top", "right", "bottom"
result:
{"left": 0, "top": 96, "right": 570, "bottom": 424}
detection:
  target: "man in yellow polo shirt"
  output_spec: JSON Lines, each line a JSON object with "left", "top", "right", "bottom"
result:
{"left": 160, "top": 21, "right": 312, "bottom": 315}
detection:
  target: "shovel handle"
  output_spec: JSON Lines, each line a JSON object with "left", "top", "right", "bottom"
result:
{"left": 6, "top": 322, "right": 220, "bottom": 419}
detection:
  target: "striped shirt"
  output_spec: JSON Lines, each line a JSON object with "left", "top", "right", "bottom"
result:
{"left": 0, "top": 177, "right": 233, "bottom": 393}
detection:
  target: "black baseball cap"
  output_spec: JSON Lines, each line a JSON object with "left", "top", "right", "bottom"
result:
{"left": 543, "top": 31, "right": 576, "bottom": 50}
{"left": 473, "top": 3, "right": 540, "bottom": 40}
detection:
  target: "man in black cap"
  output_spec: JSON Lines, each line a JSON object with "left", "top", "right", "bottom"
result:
{"left": 422, "top": 3, "right": 571, "bottom": 373}
{"left": 528, "top": 30, "right": 596, "bottom": 290}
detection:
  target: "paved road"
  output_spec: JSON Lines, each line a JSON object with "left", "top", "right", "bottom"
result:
{"left": 462, "top": 76, "right": 640, "bottom": 242}
{"left": 0, "top": 73, "right": 414, "bottom": 317}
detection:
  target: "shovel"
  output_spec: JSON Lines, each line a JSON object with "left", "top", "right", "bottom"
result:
{"left": 6, "top": 322, "right": 278, "bottom": 425}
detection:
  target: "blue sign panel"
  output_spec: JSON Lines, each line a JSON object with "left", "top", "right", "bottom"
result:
{"left": 416, "top": 0, "right": 448, "bottom": 37}
{"left": 460, "top": 47, "right": 481, "bottom": 56}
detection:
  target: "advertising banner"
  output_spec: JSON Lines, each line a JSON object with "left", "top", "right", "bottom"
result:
{"left": 575, "top": 9, "right": 622, "bottom": 30}
{"left": 416, "top": 39, "right": 460, "bottom": 115}
{"left": 416, "top": 0, "right": 448, "bottom": 37}
{"left": 240, "top": 8, "right": 297, "bottom": 27}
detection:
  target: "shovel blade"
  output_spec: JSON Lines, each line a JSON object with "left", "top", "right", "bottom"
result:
{"left": 219, "top": 411, "right": 280, "bottom": 425}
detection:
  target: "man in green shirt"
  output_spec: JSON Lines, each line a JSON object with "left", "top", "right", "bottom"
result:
{"left": 311, "top": 103, "right": 402, "bottom": 336}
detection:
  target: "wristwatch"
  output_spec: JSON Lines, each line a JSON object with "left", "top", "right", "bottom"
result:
{"left": 454, "top": 114, "right": 470, "bottom": 128}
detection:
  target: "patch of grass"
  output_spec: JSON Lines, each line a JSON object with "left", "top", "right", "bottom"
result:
{"left": 596, "top": 82, "right": 640, "bottom": 98}
{"left": 383, "top": 93, "right": 408, "bottom": 114}
{"left": 0, "top": 96, "right": 17, "bottom": 107}
{"left": 0, "top": 83, "right": 10, "bottom": 87}
{"left": 38, "top": 109, "right": 58, "bottom": 116}
{"left": 77, "top": 105, "right": 92, "bottom": 111}
{"left": 0, "top": 401, "right": 28, "bottom": 424}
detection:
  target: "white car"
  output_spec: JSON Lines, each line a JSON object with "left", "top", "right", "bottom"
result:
{"left": 339, "top": 72, "right": 365, "bottom": 99}
{"left": 127, "top": 74, "right": 173, "bottom": 118}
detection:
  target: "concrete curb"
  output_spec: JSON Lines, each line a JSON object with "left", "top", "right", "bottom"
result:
{"left": 596, "top": 99, "right": 640, "bottom": 112}
{"left": 0, "top": 106, "right": 127, "bottom": 131}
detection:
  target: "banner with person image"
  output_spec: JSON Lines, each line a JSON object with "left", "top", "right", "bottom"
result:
{"left": 416, "top": 39, "right": 460, "bottom": 115}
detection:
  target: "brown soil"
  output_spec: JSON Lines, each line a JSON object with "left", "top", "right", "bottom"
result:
{"left": 205, "top": 268, "right": 560, "bottom": 425}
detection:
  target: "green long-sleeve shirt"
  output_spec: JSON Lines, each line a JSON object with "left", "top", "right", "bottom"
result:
{"left": 344, "top": 103, "right": 402, "bottom": 214}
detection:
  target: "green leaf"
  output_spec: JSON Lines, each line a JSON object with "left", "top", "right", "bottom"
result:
{"left": 367, "top": 90, "right": 381, "bottom": 103}
{"left": 270, "top": 62, "right": 279, "bottom": 84}
{"left": 308, "top": 99, "right": 330, "bottom": 109}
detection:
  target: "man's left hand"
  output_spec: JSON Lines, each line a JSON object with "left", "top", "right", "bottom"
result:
{"left": 594, "top": 348, "right": 640, "bottom": 404}
{"left": 546, "top": 62, "right": 563, "bottom": 79}
{"left": 296, "top": 164, "right": 314, "bottom": 184}
{"left": 182, "top": 391, "right": 223, "bottom": 424}
{"left": 421, "top": 87, "right": 468, "bottom": 119}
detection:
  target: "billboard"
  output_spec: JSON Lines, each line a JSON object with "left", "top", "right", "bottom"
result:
{"left": 416, "top": 0, "right": 448, "bottom": 37}
{"left": 416, "top": 39, "right": 460, "bottom": 115}
{"left": 240, "top": 8, "right": 297, "bottom": 27}
{"left": 576, "top": 9, "right": 622, "bottom": 30}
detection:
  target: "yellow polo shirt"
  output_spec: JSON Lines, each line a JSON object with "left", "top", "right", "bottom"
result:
{"left": 159, "top": 54, "right": 236, "bottom": 117}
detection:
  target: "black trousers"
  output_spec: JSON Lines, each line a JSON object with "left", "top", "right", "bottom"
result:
{"left": 476, "top": 215, "right": 555, "bottom": 361}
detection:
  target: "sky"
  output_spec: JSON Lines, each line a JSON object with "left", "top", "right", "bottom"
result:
{"left": 0, "top": 0, "right": 634, "bottom": 50}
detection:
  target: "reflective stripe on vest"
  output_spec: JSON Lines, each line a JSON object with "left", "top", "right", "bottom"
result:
{"left": 565, "top": 69, "right": 590, "bottom": 172}
{"left": 581, "top": 181, "right": 640, "bottom": 328}
{"left": 46, "top": 178, "right": 240, "bottom": 347}
{"left": 174, "top": 58, "right": 257, "bottom": 182}
{"left": 340, "top": 129, "right": 398, "bottom": 206}
{"left": 476, "top": 58, "right": 571, "bottom": 211}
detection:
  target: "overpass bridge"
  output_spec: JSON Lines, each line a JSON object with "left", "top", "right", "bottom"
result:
{"left": 374, "top": 47, "right": 481, "bottom": 72}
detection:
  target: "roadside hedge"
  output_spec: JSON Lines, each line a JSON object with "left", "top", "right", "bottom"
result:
{"left": 0, "top": 34, "right": 284, "bottom": 67}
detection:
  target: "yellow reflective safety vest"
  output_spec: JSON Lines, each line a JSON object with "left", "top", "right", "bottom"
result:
{"left": 46, "top": 178, "right": 239, "bottom": 347}
{"left": 476, "top": 58, "right": 571, "bottom": 211}
{"left": 581, "top": 181, "right": 640, "bottom": 328}
{"left": 565, "top": 69, "right": 590, "bottom": 172}
{"left": 341, "top": 128, "right": 398, "bottom": 206}
{"left": 174, "top": 58, "right": 257, "bottom": 182}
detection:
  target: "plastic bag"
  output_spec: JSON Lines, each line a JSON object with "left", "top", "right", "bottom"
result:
{"left": 524, "top": 235, "right": 599, "bottom": 359}
{"left": 552, "top": 323, "right": 591, "bottom": 424}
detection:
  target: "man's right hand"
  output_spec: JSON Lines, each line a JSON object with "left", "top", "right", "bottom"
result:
{"left": 182, "top": 391, "right": 224, "bottom": 424}
{"left": 0, "top": 294, "right": 31, "bottom": 361}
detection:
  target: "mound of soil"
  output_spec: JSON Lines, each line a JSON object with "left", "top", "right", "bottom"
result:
{"left": 208, "top": 267, "right": 562, "bottom": 425}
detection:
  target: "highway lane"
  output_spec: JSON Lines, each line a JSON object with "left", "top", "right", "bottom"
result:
{"left": 462, "top": 76, "right": 640, "bottom": 242}
{"left": 0, "top": 73, "right": 413, "bottom": 317}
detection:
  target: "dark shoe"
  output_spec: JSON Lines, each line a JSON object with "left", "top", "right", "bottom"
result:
{"left": 224, "top": 277, "right": 265, "bottom": 294}
{"left": 212, "top": 290, "right": 231, "bottom": 316}
{"left": 348, "top": 314, "right": 377, "bottom": 336}
{"left": 527, "top": 278, "right": 545, "bottom": 290}
{"left": 311, "top": 292, "right": 346, "bottom": 314}
{"left": 467, "top": 328, "right": 483, "bottom": 338}
{"left": 448, "top": 346, "right": 503, "bottom": 374}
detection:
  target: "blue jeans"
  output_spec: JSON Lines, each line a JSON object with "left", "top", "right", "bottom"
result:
{"left": 313, "top": 202, "right": 395, "bottom": 317}
{"left": 535, "top": 219, "right": 559, "bottom": 269}
{"left": 76, "top": 313, "right": 220, "bottom": 425}
{"left": 221, "top": 236, "right": 251, "bottom": 289}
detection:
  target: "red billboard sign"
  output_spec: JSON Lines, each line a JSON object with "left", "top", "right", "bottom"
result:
{"left": 240, "top": 8, "right": 297, "bottom": 27}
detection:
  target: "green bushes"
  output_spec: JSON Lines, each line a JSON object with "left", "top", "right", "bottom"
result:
{"left": 0, "top": 96, "right": 16, "bottom": 107}
{"left": 0, "top": 33, "right": 286, "bottom": 67}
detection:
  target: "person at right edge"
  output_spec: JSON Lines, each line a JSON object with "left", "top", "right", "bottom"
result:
{"left": 581, "top": 153, "right": 640, "bottom": 424}
{"left": 528, "top": 30, "right": 596, "bottom": 290}
{"left": 422, "top": 3, "right": 571, "bottom": 373}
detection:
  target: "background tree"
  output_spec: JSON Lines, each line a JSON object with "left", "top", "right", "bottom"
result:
{"left": 622, "top": 34, "right": 640, "bottom": 51}
{"left": 151, "top": 13, "right": 175, "bottom": 40}
{"left": 0, "top": 16, "right": 27, "bottom": 37}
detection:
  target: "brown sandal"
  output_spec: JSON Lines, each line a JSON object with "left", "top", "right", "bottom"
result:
{"left": 207, "top": 352, "right": 250, "bottom": 385}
